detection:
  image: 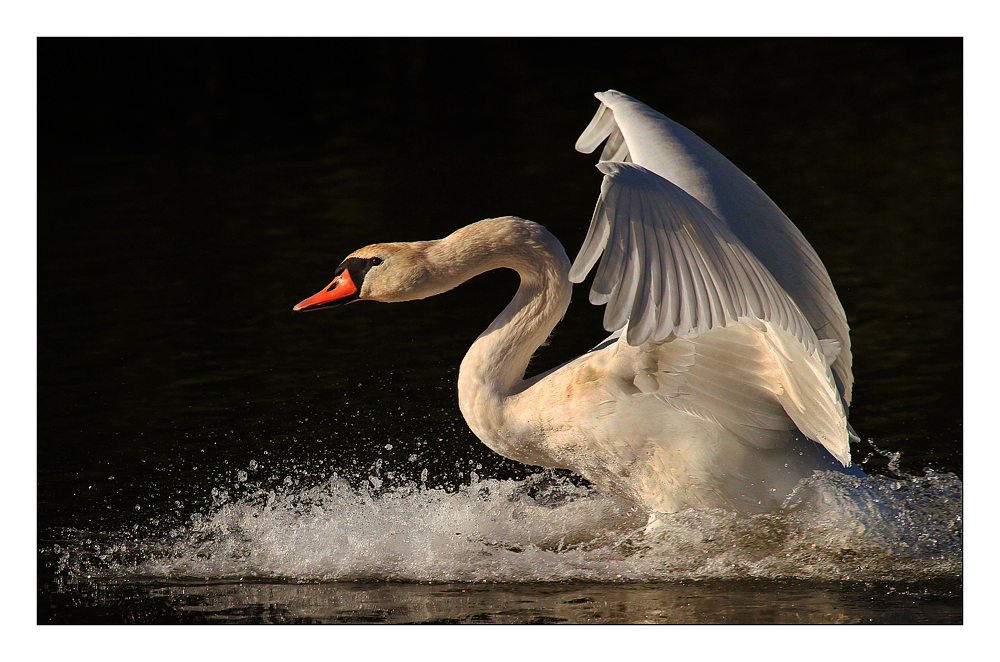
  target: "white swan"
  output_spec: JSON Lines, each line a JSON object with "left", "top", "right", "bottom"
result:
{"left": 294, "top": 90, "right": 861, "bottom": 516}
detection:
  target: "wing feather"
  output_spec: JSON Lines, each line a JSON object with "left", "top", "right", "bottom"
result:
{"left": 601, "top": 129, "right": 631, "bottom": 163}
{"left": 571, "top": 161, "right": 820, "bottom": 355}
{"left": 574, "top": 101, "right": 617, "bottom": 154}
{"left": 574, "top": 90, "right": 853, "bottom": 405}
{"left": 568, "top": 192, "right": 611, "bottom": 284}
{"left": 591, "top": 182, "right": 630, "bottom": 307}
{"left": 628, "top": 191, "right": 662, "bottom": 344}
{"left": 636, "top": 321, "right": 851, "bottom": 465}
{"left": 652, "top": 203, "right": 678, "bottom": 341}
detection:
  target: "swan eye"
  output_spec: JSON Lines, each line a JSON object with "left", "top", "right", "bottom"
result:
{"left": 370, "top": 257, "right": 384, "bottom": 267}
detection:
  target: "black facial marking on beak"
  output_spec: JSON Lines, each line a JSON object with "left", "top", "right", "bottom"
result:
{"left": 293, "top": 256, "right": 385, "bottom": 312}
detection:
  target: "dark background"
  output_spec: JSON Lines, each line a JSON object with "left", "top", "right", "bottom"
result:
{"left": 38, "top": 38, "right": 962, "bottom": 539}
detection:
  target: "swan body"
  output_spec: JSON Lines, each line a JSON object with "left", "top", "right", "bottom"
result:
{"left": 294, "top": 91, "right": 860, "bottom": 515}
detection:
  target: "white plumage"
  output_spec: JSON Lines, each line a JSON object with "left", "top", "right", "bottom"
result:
{"left": 294, "top": 90, "right": 861, "bottom": 516}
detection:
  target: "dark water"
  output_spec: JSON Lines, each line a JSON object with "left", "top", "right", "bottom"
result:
{"left": 37, "top": 38, "right": 962, "bottom": 624}
{"left": 44, "top": 578, "right": 961, "bottom": 625}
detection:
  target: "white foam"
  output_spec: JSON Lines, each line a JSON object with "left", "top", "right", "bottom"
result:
{"left": 52, "top": 466, "right": 962, "bottom": 584}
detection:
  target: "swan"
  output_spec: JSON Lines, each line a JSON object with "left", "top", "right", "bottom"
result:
{"left": 293, "top": 90, "right": 862, "bottom": 517}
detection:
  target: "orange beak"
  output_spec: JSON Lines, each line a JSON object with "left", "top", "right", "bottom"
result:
{"left": 292, "top": 268, "right": 359, "bottom": 312}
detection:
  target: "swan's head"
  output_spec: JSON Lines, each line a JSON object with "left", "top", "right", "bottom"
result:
{"left": 292, "top": 241, "right": 439, "bottom": 312}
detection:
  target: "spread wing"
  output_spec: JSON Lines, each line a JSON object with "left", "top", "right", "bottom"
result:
{"left": 570, "top": 161, "right": 818, "bottom": 353}
{"left": 571, "top": 90, "right": 853, "bottom": 406}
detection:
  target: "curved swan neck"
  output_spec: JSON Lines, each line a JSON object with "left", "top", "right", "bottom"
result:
{"left": 443, "top": 218, "right": 571, "bottom": 427}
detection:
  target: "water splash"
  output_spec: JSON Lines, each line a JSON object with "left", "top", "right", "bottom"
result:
{"left": 47, "top": 458, "right": 961, "bottom": 585}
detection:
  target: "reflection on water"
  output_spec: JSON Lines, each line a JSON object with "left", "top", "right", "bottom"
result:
{"left": 43, "top": 578, "right": 961, "bottom": 625}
